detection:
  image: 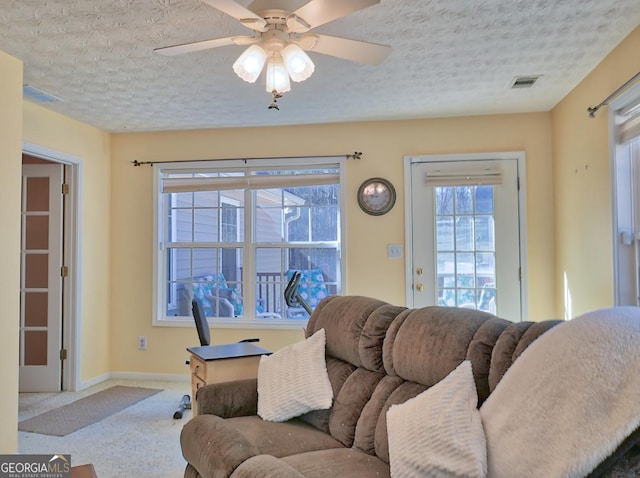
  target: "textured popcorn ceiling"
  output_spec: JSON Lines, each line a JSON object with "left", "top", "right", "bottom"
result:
{"left": 1, "top": 0, "right": 639, "bottom": 132}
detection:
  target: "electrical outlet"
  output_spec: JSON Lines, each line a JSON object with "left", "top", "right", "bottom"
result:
{"left": 138, "top": 336, "right": 147, "bottom": 350}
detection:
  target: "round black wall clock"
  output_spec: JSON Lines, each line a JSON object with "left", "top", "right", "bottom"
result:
{"left": 357, "top": 177, "right": 396, "bottom": 216}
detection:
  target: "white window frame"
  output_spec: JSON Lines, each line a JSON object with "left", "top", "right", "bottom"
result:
{"left": 610, "top": 82, "right": 640, "bottom": 306}
{"left": 152, "top": 156, "right": 347, "bottom": 329}
{"left": 166, "top": 193, "right": 179, "bottom": 312}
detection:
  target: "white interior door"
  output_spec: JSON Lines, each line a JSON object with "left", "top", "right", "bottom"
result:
{"left": 20, "top": 163, "right": 64, "bottom": 392}
{"left": 408, "top": 155, "right": 524, "bottom": 321}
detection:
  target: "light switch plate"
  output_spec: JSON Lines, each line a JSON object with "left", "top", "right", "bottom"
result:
{"left": 388, "top": 244, "right": 403, "bottom": 259}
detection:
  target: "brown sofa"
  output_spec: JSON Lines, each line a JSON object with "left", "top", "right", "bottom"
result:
{"left": 180, "top": 295, "right": 640, "bottom": 478}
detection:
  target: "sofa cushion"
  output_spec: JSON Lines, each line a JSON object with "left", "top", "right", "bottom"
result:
{"left": 257, "top": 328, "right": 333, "bottom": 422}
{"left": 353, "top": 375, "right": 404, "bottom": 456}
{"left": 298, "top": 357, "right": 356, "bottom": 433}
{"left": 230, "top": 455, "right": 307, "bottom": 478}
{"left": 384, "top": 307, "right": 499, "bottom": 385}
{"left": 180, "top": 414, "right": 261, "bottom": 478}
{"left": 328, "top": 368, "right": 384, "bottom": 447}
{"left": 282, "top": 448, "right": 391, "bottom": 478}
{"left": 387, "top": 360, "right": 487, "bottom": 478}
{"left": 224, "top": 416, "right": 345, "bottom": 457}
{"left": 306, "top": 295, "right": 404, "bottom": 372}
{"left": 196, "top": 378, "right": 258, "bottom": 417}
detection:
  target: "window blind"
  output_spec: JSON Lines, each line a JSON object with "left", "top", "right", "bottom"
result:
{"left": 162, "top": 172, "right": 339, "bottom": 194}
{"left": 425, "top": 169, "right": 503, "bottom": 187}
{"left": 618, "top": 98, "right": 640, "bottom": 144}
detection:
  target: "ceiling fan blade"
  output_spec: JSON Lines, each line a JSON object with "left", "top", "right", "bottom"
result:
{"left": 290, "top": 0, "right": 380, "bottom": 31}
{"left": 301, "top": 34, "right": 391, "bottom": 65}
{"left": 200, "top": 0, "right": 267, "bottom": 31}
{"left": 154, "top": 36, "right": 250, "bottom": 56}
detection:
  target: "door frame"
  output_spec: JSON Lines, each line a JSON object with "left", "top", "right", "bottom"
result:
{"left": 403, "top": 151, "right": 529, "bottom": 320}
{"left": 23, "top": 142, "right": 83, "bottom": 392}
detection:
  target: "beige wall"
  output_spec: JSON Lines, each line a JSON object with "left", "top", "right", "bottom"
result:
{"left": 110, "top": 112, "right": 555, "bottom": 375}
{"left": 23, "top": 102, "right": 112, "bottom": 383}
{"left": 0, "top": 50, "right": 23, "bottom": 452}
{"left": 551, "top": 26, "right": 640, "bottom": 318}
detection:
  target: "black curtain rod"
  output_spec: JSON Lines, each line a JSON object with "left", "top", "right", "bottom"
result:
{"left": 131, "top": 152, "right": 362, "bottom": 167}
{"left": 587, "top": 71, "right": 640, "bottom": 118}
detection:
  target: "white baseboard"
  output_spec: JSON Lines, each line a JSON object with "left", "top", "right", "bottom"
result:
{"left": 109, "top": 371, "right": 190, "bottom": 382}
{"left": 77, "top": 372, "right": 111, "bottom": 391}
{"left": 77, "top": 371, "right": 189, "bottom": 390}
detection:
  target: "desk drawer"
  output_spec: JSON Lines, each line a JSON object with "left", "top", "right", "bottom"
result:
{"left": 191, "top": 373, "right": 206, "bottom": 397}
{"left": 190, "top": 355, "right": 207, "bottom": 381}
{"left": 191, "top": 374, "right": 206, "bottom": 417}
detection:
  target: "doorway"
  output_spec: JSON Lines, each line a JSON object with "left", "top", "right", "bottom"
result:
{"left": 405, "top": 152, "right": 527, "bottom": 321}
{"left": 20, "top": 143, "right": 82, "bottom": 392}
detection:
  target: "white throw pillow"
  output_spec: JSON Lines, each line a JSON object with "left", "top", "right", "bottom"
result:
{"left": 257, "top": 328, "right": 333, "bottom": 422}
{"left": 387, "top": 360, "right": 487, "bottom": 478}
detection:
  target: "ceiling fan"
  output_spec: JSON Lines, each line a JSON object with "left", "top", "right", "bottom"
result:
{"left": 155, "top": 0, "right": 391, "bottom": 105}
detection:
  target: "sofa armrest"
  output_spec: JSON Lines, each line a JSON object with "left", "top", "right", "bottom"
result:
{"left": 181, "top": 415, "right": 261, "bottom": 478}
{"left": 230, "top": 455, "right": 307, "bottom": 478}
{"left": 196, "top": 378, "right": 258, "bottom": 417}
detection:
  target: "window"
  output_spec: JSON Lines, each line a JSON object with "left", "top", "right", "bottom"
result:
{"left": 612, "top": 85, "right": 640, "bottom": 306}
{"left": 435, "top": 185, "right": 497, "bottom": 313}
{"left": 153, "top": 157, "right": 345, "bottom": 326}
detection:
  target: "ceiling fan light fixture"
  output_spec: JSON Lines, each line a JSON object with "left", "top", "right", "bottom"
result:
{"left": 265, "top": 52, "right": 291, "bottom": 93}
{"left": 233, "top": 44, "right": 268, "bottom": 83}
{"left": 282, "top": 44, "right": 314, "bottom": 82}
{"left": 285, "top": 14, "right": 310, "bottom": 34}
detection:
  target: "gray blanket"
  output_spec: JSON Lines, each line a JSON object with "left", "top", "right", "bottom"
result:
{"left": 480, "top": 306, "right": 640, "bottom": 478}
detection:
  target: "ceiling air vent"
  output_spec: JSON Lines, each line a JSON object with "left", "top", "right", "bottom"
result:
{"left": 23, "top": 85, "right": 62, "bottom": 102}
{"left": 510, "top": 76, "right": 540, "bottom": 89}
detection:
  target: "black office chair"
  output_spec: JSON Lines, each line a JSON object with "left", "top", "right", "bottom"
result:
{"left": 192, "top": 298, "right": 210, "bottom": 346}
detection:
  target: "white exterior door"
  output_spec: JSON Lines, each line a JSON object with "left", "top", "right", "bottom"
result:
{"left": 20, "top": 164, "right": 64, "bottom": 392}
{"left": 407, "top": 154, "right": 525, "bottom": 321}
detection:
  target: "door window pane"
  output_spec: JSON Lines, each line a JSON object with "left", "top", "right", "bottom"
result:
{"left": 434, "top": 185, "right": 497, "bottom": 313}
{"left": 24, "top": 292, "right": 48, "bottom": 327}
{"left": 24, "top": 331, "right": 48, "bottom": 366}
{"left": 455, "top": 216, "right": 474, "bottom": 251}
{"left": 26, "top": 177, "right": 49, "bottom": 211}
{"left": 25, "top": 216, "right": 49, "bottom": 250}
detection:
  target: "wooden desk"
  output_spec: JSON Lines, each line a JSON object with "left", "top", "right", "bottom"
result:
{"left": 187, "top": 342, "right": 270, "bottom": 415}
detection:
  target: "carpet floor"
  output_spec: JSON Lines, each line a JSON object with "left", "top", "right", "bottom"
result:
{"left": 19, "top": 379, "right": 190, "bottom": 478}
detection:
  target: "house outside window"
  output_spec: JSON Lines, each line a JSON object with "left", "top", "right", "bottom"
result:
{"left": 153, "top": 157, "right": 345, "bottom": 327}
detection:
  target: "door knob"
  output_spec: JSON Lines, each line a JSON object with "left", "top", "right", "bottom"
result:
{"left": 416, "top": 283, "right": 424, "bottom": 292}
